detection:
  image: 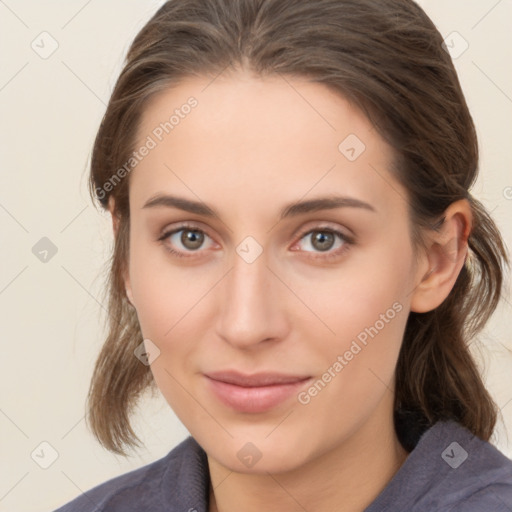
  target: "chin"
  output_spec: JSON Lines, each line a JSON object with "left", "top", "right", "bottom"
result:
{"left": 196, "top": 427, "right": 317, "bottom": 474}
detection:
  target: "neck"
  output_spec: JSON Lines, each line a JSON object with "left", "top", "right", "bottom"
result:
{"left": 207, "top": 404, "right": 409, "bottom": 512}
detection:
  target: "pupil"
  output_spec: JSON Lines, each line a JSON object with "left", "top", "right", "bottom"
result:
{"left": 182, "top": 230, "right": 204, "bottom": 249}
{"left": 313, "top": 231, "right": 334, "bottom": 251}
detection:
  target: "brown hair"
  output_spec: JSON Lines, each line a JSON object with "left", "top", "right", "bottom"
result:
{"left": 86, "top": 0, "right": 509, "bottom": 455}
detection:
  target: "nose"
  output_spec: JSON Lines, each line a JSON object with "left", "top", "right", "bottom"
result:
{"left": 215, "top": 247, "right": 289, "bottom": 350}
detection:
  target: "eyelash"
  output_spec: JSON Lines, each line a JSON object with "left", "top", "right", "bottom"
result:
{"left": 157, "top": 223, "right": 355, "bottom": 261}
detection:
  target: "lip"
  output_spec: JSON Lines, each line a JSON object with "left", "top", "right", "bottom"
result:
{"left": 204, "top": 371, "right": 312, "bottom": 413}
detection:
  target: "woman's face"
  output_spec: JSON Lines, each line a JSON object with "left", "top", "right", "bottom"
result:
{"left": 125, "top": 71, "right": 425, "bottom": 473}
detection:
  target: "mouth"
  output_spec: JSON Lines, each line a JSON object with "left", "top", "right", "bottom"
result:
{"left": 204, "top": 370, "right": 312, "bottom": 413}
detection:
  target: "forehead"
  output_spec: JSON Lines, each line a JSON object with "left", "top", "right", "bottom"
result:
{"left": 137, "top": 72, "right": 378, "bottom": 153}
{"left": 130, "top": 73, "right": 404, "bottom": 219}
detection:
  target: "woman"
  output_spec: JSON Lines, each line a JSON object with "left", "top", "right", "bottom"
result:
{"left": 54, "top": 0, "right": 512, "bottom": 510}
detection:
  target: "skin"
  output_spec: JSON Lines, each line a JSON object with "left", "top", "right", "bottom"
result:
{"left": 110, "top": 69, "right": 472, "bottom": 512}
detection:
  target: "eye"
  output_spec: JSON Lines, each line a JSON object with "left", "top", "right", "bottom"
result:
{"left": 292, "top": 227, "right": 353, "bottom": 260}
{"left": 158, "top": 223, "right": 354, "bottom": 260}
{"left": 158, "top": 225, "right": 216, "bottom": 258}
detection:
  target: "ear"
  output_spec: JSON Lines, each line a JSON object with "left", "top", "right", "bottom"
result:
{"left": 107, "top": 196, "right": 135, "bottom": 307}
{"left": 108, "top": 196, "right": 120, "bottom": 237}
{"left": 410, "top": 199, "right": 472, "bottom": 313}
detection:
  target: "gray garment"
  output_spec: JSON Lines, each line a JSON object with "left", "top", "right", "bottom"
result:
{"left": 53, "top": 420, "right": 512, "bottom": 511}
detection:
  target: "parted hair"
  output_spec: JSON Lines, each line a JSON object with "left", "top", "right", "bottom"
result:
{"left": 86, "top": 0, "right": 509, "bottom": 454}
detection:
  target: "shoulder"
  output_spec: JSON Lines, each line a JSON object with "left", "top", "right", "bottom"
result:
{"left": 416, "top": 420, "right": 512, "bottom": 511}
{"left": 366, "top": 419, "right": 512, "bottom": 511}
{"left": 52, "top": 436, "right": 209, "bottom": 512}
{"left": 428, "top": 420, "right": 512, "bottom": 510}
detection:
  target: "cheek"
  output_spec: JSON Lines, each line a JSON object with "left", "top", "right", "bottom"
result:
{"left": 303, "top": 235, "right": 413, "bottom": 412}
{"left": 308, "top": 236, "right": 413, "bottom": 344}
{"left": 127, "top": 232, "right": 206, "bottom": 337}
{"left": 127, "top": 243, "right": 200, "bottom": 412}
{"left": 302, "top": 277, "right": 409, "bottom": 433}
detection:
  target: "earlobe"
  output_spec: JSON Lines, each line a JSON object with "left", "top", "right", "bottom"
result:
{"left": 125, "top": 284, "right": 135, "bottom": 307}
{"left": 410, "top": 199, "right": 472, "bottom": 313}
{"left": 123, "top": 258, "right": 136, "bottom": 309}
{"left": 107, "top": 195, "right": 134, "bottom": 308}
{"left": 108, "top": 196, "right": 120, "bottom": 238}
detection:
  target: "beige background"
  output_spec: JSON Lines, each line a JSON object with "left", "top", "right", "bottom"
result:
{"left": 0, "top": 1, "right": 511, "bottom": 511}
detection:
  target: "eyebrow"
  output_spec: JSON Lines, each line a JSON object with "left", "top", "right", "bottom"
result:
{"left": 142, "top": 194, "right": 376, "bottom": 219}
